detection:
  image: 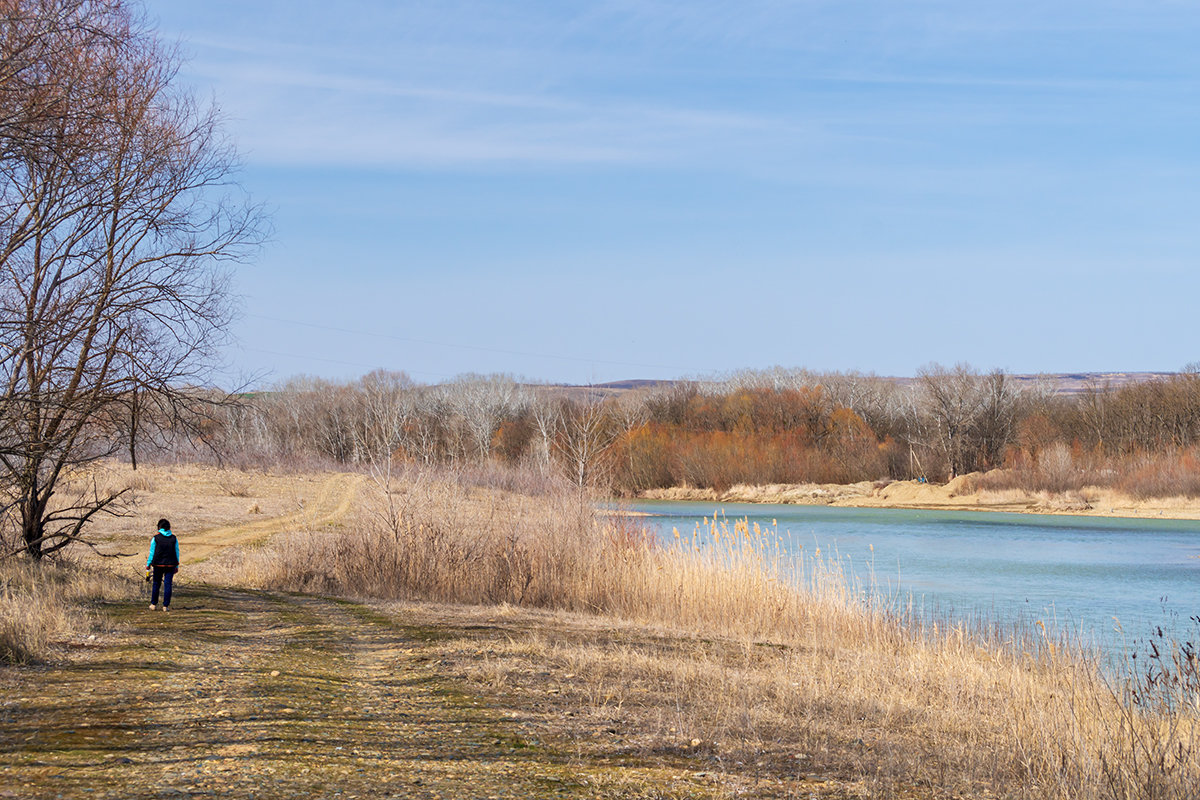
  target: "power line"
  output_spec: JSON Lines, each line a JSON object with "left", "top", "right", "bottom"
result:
{"left": 241, "top": 347, "right": 453, "bottom": 380}
{"left": 244, "top": 312, "right": 696, "bottom": 374}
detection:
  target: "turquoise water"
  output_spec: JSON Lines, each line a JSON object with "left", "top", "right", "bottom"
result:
{"left": 627, "top": 500, "right": 1200, "bottom": 661}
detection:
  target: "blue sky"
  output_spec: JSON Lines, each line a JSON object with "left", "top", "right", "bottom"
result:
{"left": 145, "top": 1, "right": 1200, "bottom": 387}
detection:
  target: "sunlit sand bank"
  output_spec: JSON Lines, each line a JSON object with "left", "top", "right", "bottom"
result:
{"left": 641, "top": 473, "right": 1200, "bottom": 521}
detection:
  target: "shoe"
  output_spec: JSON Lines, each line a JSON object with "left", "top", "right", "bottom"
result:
{"left": 149, "top": 604, "right": 156, "bottom": 610}
{"left": 162, "top": 606, "right": 170, "bottom": 612}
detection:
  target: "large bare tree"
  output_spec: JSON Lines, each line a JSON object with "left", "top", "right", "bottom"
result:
{"left": 553, "top": 396, "right": 631, "bottom": 496}
{"left": 443, "top": 374, "right": 525, "bottom": 460}
{"left": 0, "top": 0, "right": 264, "bottom": 559}
{"left": 914, "top": 364, "right": 985, "bottom": 480}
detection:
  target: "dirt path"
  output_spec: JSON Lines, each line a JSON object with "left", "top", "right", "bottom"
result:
{"left": 180, "top": 472, "right": 364, "bottom": 564}
{"left": 106, "top": 471, "right": 366, "bottom": 572}
{"left": 0, "top": 586, "right": 718, "bottom": 799}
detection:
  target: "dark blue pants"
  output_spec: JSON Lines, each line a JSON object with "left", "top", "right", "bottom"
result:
{"left": 151, "top": 567, "right": 175, "bottom": 607}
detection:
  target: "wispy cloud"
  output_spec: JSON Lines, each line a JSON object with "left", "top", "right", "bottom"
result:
{"left": 813, "top": 71, "right": 1164, "bottom": 93}
{"left": 169, "top": 2, "right": 1198, "bottom": 173}
{"left": 159, "top": 0, "right": 1200, "bottom": 171}
{"left": 184, "top": 43, "right": 794, "bottom": 168}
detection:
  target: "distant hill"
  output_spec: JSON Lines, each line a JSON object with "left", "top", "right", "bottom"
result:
{"left": 547, "top": 372, "right": 1178, "bottom": 396}
{"left": 1009, "top": 371, "right": 1176, "bottom": 394}
{"left": 592, "top": 379, "right": 676, "bottom": 391}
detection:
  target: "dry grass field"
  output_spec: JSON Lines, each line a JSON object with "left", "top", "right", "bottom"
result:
{"left": 2, "top": 462, "right": 358, "bottom": 662}
{"left": 51, "top": 461, "right": 361, "bottom": 567}
{"left": 3, "top": 460, "right": 1199, "bottom": 798}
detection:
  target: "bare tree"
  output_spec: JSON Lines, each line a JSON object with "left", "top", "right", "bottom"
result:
{"left": 972, "top": 369, "right": 1022, "bottom": 470}
{"left": 0, "top": 0, "right": 264, "bottom": 559}
{"left": 1078, "top": 377, "right": 1111, "bottom": 454}
{"left": 821, "top": 371, "right": 905, "bottom": 441}
{"left": 403, "top": 384, "right": 446, "bottom": 465}
{"left": 355, "top": 369, "right": 415, "bottom": 463}
{"left": 916, "top": 364, "right": 985, "bottom": 479}
{"left": 552, "top": 397, "right": 632, "bottom": 496}
{"left": 528, "top": 390, "right": 560, "bottom": 476}
{"left": 443, "top": 374, "right": 524, "bottom": 460}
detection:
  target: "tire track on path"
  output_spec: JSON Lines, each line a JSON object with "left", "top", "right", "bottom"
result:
{"left": 181, "top": 472, "right": 365, "bottom": 564}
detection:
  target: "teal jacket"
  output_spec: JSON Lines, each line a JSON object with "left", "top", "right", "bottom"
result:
{"left": 147, "top": 530, "right": 179, "bottom": 568}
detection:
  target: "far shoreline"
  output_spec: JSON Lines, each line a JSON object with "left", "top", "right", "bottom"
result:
{"left": 633, "top": 476, "right": 1200, "bottom": 522}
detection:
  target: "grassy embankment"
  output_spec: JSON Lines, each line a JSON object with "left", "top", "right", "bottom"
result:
{"left": 4, "top": 461, "right": 1199, "bottom": 798}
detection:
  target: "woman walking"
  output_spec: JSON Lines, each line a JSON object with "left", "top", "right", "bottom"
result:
{"left": 147, "top": 519, "right": 180, "bottom": 611}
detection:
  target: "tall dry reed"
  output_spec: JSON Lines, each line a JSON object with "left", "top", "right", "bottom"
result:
{"left": 227, "top": 471, "right": 601, "bottom": 605}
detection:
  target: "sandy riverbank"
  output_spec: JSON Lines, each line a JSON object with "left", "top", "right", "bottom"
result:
{"left": 640, "top": 473, "right": 1200, "bottom": 520}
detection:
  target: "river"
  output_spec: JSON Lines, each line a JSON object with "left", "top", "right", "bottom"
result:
{"left": 627, "top": 500, "right": 1200, "bottom": 663}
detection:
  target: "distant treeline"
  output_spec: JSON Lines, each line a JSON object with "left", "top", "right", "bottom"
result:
{"left": 187, "top": 366, "right": 1200, "bottom": 498}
